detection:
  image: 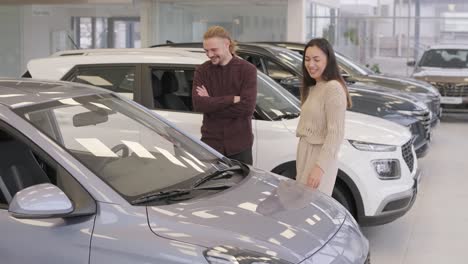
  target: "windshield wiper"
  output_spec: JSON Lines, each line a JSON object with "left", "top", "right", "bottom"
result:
{"left": 131, "top": 164, "right": 244, "bottom": 205}
{"left": 192, "top": 165, "right": 244, "bottom": 188}
{"left": 271, "top": 113, "right": 300, "bottom": 121}
{"left": 131, "top": 170, "right": 241, "bottom": 205}
{"left": 131, "top": 189, "right": 192, "bottom": 205}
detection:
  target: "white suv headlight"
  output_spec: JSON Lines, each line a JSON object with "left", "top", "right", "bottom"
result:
{"left": 372, "top": 159, "right": 401, "bottom": 179}
{"left": 349, "top": 140, "right": 397, "bottom": 152}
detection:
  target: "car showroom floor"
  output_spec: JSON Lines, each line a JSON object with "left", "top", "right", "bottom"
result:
{"left": 362, "top": 114, "right": 468, "bottom": 263}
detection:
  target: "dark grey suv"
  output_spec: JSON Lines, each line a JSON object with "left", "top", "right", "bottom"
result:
{"left": 259, "top": 41, "right": 442, "bottom": 124}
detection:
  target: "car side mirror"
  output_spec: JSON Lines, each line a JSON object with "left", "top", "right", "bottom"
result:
{"left": 341, "top": 73, "right": 356, "bottom": 84}
{"left": 407, "top": 60, "right": 416, "bottom": 67}
{"left": 8, "top": 183, "right": 74, "bottom": 219}
{"left": 342, "top": 73, "right": 352, "bottom": 80}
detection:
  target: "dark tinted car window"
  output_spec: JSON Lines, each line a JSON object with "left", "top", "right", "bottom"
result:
{"left": 150, "top": 66, "right": 300, "bottom": 121}
{"left": 151, "top": 69, "right": 194, "bottom": 112}
{"left": 238, "top": 54, "right": 264, "bottom": 71}
{"left": 419, "top": 49, "right": 468, "bottom": 68}
{"left": 0, "top": 126, "right": 94, "bottom": 213}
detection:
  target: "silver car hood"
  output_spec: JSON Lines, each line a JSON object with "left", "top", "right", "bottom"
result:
{"left": 147, "top": 170, "right": 346, "bottom": 262}
{"left": 370, "top": 73, "right": 432, "bottom": 86}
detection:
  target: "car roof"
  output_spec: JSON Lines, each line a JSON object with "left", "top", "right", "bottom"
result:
{"left": 0, "top": 78, "right": 109, "bottom": 109}
{"left": 152, "top": 42, "right": 281, "bottom": 56}
{"left": 252, "top": 41, "right": 305, "bottom": 50}
{"left": 51, "top": 47, "right": 205, "bottom": 58}
{"left": 427, "top": 44, "right": 468, "bottom": 50}
{"left": 28, "top": 48, "right": 208, "bottom": 80}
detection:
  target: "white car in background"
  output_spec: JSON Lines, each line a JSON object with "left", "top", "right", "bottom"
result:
{"left": 26, "top": 48, "right": 420, "bottom": 226}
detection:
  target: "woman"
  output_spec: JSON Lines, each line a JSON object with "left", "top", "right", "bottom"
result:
{"left": 295, "top": 38, "right": 352, "bottom": 196}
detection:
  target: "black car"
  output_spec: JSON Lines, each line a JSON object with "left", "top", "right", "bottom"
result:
{"left": 152, "top": 42, "right": 432, "bottom": 157}
{"left": 258, "top": 41, "right": 442, "bottom": 124}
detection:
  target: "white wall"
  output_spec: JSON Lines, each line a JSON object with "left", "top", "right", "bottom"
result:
{"left": 21, "top": 6, "right": 71, "bottom": 73}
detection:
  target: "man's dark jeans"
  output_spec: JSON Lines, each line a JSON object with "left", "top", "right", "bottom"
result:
{"left": 227, "top": 148, "right": 253, "bottom": 165}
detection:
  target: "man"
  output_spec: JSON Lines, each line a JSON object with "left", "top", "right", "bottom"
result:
{"left": 192, "top": 26, "right": 257, "bottom": 165}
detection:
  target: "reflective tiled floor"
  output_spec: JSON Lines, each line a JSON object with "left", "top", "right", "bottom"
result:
{"left": 362, "top": 114, "right": 468, "bottom": 263}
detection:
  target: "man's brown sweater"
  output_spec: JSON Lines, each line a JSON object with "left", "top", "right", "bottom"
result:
{"left": 192, "top": 56, "right": 257, "bottom": 156}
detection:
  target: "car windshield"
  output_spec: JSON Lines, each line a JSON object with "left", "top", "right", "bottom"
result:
{"left": 14, "top": 94, "right": 227, "bottom": 200}
{"left": 267, "top": 46, "right": 304, "bottom": 74}
{"left": 335, "top": 52, "right": 374, "bottom": 75}
{"left": 419, "top": 48, "right": 468, "bottom": 68}
{"left": 267, "top": 46, "right": 375, "bottom": 76}
{"left": 256, "top": 71, "right": 301, "bottom": 120}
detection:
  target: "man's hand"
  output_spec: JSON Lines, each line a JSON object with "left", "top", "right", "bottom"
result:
{"left": 196, "top": 85, "right": 209, "bottom": 97}
{"left": 234, "top": 96, "right": 240, "bottom": 103}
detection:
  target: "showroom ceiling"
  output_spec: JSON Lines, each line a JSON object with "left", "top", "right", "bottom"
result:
{"left": 0, "top": 0, "right": 132, "bottom": 4}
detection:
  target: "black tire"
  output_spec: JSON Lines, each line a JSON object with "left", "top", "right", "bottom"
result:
{"left": 332, "top": 182, "right": 356, "bottom": 217}
{"left": 365, "top": 252, "right": 371, "bottom": 264}
{"left": 278, "top": 166, "right": 296, "bottom": 180}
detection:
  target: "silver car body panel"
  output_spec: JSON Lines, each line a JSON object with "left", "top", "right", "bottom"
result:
{"left": 148, "top": 174, "right": 346, "bottom": 263}
{"left": 0, "top": 80, "right": 368, "bottom": 264}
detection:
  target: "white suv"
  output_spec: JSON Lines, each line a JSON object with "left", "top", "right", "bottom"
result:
{"left": 26, "top": 48, "right": 420, "bottom": 226}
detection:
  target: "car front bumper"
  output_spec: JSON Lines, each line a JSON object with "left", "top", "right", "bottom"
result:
{"left": 441, "top": 97, "right": 468, "bottom": 114}
{"left": 414, "top": 140, "right": 430, "bottom": 158}
{"left": 303, "top": 214, "right": 370, "bottom": 264}
{"left": 359, "top": 168, "right": 421, "bottom": 226}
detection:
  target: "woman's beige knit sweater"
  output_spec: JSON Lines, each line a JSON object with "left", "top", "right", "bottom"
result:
{"left": 296, "top": 80, "right": 347, "bottom": 173}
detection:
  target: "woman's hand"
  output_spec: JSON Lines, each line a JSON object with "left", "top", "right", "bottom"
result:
{"left": 306, "top": 165, "right": 324, "bottom": 189}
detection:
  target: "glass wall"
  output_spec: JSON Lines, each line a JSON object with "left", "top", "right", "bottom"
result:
{"left": 72, "top": 16, "right": 140, "bottom": 49}
{"left": 2, "top": 0, "right": 468, "bottom": 78}
{"left": 313, "top": 1, "right": 468, "bottom": 76}
{"left": 152, "top": 2, "right": 287, "bottom": 45}
{"left": 305, "top": 1, "right": 336, "bottom": 42}
{"left": 0, "top": 4, "right": 140, "bottom": 77}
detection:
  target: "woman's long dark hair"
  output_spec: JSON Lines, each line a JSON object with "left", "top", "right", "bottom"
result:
{"left": 300, "top": 38, "right": 352, "bottom": 108}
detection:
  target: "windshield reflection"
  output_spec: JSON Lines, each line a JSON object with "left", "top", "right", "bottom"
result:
{"left": 256, "top": 71, "right": 301, "bottom": 121}
{"left": 335, "top": 52, "right": 374, "bottom": 75}
{"left": 268, "top": 47, "right": 303, "bottom": 73}
{"left": 15, "top": 94, "right": 225, "bottom": 201}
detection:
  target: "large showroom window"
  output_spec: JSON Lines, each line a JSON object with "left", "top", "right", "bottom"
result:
{"left": 72, "top": 16, "right": 140, "bottom": 49}
{"left": 305, "top": 2, "right": 336, "bottom": 42}
{"left": 154, "top": 2, "right": 286, "bottom": 44}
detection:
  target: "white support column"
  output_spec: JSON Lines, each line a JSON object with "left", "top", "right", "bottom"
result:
{"left": 287, "top": 0, "right": 306, "bottom": 42}
{"left": 140, "top": 0, "right": 153, "bottom": 48}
